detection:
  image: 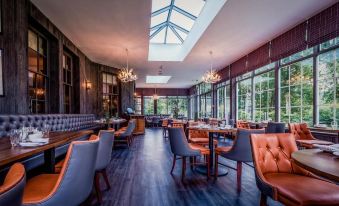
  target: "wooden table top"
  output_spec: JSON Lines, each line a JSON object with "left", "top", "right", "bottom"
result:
{"left": 187, "top": 127, "right": 237, "bottom": 133}
{"left": 292, "top": 149, "right": 339, "bottom": 182}
{"left": 0, "top": 130, "right": 93, "bottom": 168}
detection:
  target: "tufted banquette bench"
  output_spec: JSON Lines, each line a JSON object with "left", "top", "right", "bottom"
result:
{"left": 0, "top": 114, "right": 103, "bottom": 176}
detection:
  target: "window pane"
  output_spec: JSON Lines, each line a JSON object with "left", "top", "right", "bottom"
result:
{"left": 144, "top": 97, "right": 154, "bottom": 115}
{"left": 170, "top": 10, "right": 194, "bottom": 31}
{"left": 152, "top": 0, "right": 171, "bottom": 12}
{"left": 150, "top": 10, "right": 168, "bottom": 28}
{"left": 150, "top": 27, "right": 166, "bottom": 44}
{"left": 28, "top": 30, "right": 38, "bottom": 51}
{"left": 174, "top": 0, "right": 205, "bottom": 16}
{"left": 28, "top": 49, "right": 38, "bottom": 72}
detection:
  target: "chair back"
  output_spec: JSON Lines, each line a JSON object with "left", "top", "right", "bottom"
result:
{"left": 172, "top": 122, "right": 184, "bottom": 128}
{"left": 121, "top": 120, "right": 136, "bottom": 137}
{"left": 236, "top": 120, "right": 250, "bottom": 129}
{"left": 266, "top": 122, "right": 285, "bottom": 133}
{"left": 25, "top": 137, "right": 99, "bottom": 205}
{"left": 162, "top": 119, "right": 168, "bottom": 127}
{"left": 223, "top": 129, "right": 265, "bottom": 162}
{"left": 188, "top": 129, "right": 208, "bottom": 140}
{"left": 152, "top": 117, "right": 160, "bottom": 124}
{"left": 188, "top": 121, "right": 199, "bottom": 127}
{"left": 96, "top": 130, "right": 115, "bottom": 171}
{"left": 288, "top": 123, "right": 314, "bottom": 140}
{"left": 0, "top": 163, "right": 26, "bottom": 206}
{"left": 229, "top": 119, "right": 235, "bottom": 127}
{"left": 168, "top": 128, "right": 200, "bottom": 157}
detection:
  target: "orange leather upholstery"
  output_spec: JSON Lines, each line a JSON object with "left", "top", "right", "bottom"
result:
{"left": 188, "top": 143, "right": 210, "bottom": 155}
{"left": 236, "top": 120, "right": 250, "bottom": 129}
{"left": 172, "top": 123, "right": 184, "bottom": 128}
{"left": 288, "top": 123, "right": 314, "bottom": 140}
{"left": 0, "top": 163, "right": 26, "bottom": 206}
{"left": 288, "top": 123, "right": 333, "bottom": 148}
{"left": 250, "top": 133, "right": 339, "bottom": 205}
{"left": 215, "top": 146, "right": 232, "bottom": 154}
{"left": 162, "top": 119, "right": 168, "bottom": 127}
{"left": 188, "top": 129, "right": 218, "bottom": 146}
{"left": 23, "top": 136, "right": 99, "bottom": 205}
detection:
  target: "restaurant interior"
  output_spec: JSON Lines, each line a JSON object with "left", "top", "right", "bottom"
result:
{"left": 0, "top": 0, "right": 339, "bottom": 205}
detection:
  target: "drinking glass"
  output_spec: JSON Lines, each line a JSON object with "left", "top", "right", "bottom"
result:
{"left": 43, "top": 124, "right": 50, "bottom": 138}
{"left": 331, "top": 121, "right": 338, "bottom": 130}
{"left": 9, "top": 130, "right": 19, "bottom": 147}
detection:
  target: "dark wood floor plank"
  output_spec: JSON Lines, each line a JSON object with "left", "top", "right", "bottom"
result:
{"left": 85, "top": 128, "right": 282, "bottom": 206}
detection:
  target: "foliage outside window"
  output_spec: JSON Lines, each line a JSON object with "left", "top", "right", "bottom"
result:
{"left": 280, "top": 58, "right": 313, "bottom": 125}
{"left": 157, "top": 96, "right": 168, "bottom": 115}
{"left": 143, "top": 96, "right": 154, "bottom": 115}
{"left": 237, "top": 78, "right": 252, "bottom": 120}
{"left": 102, "top": 73, "right": 119, "bottom": 117}
{"left": 317, "top": 47, "right": 339, "bottom": 126}
{"left": 217, "top": 81, "right": 231, "bottom": 119}
{"left": 254, "top": 70, "right": 275, "bottom": 121}
{"left": 28, "top": 29, "right": 48, "bottom": 114}
{"left": 134, "top": 96, "right": 142, "bottom": 115}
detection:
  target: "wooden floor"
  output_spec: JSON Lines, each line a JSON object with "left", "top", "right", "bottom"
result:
{"left": 85, "top": 128, "right": 282, "bottom": 206}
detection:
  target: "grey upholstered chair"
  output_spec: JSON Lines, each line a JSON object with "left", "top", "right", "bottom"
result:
{"left": 214, "top": 128, "right": 265, "bottom": 192}
{"left": 23, "top": 137, "right": 99, "bottom": 206}
{"left": 115, "top": 119, "right": 136, "bottom": 147}
{"left": 265, "top": 122, "right": 285, "bottom": 133}
{"left": 168, "top": 127, "right": 210, "bottom": 180}
{"left": 93, "top": 130, "right": 115, "bottom": 203}
{"left": 0, "top": 163, "right": 26, "bottom": 206}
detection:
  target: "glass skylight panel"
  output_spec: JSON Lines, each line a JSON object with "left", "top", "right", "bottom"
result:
{"left": 170, "top": 10, "right": 194, "bottom": 31}
{"left": 150, "top": 10, "right": 168, "bottom": 28}
{"left": 166, "top": 28, "right": 182, "bottom": 44}
{"left": 150, "top": 0, "right": 206, "bottom": 45}
{"left": 146, "top": 75, "right": 172, "bottom": 84}
{"left": 150, "top": 28, "right": 166, "bottom": 44}
{"left": 174, "top": 0, "right": 206, "bottom": 17}
{"left": 152, "top": 0, "right": 171, "bottom": 12}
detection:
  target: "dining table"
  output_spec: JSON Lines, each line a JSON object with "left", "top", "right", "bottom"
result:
{"left": 291, "top": 149, "right": 339, "bottom": 182}
{"left": 0, "top": 130, "right": 93, "bottom": 173}
{"left": 187, "top": 126, "right": 237, "bottom": 176}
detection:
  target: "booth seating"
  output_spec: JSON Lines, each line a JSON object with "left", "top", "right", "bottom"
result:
{"left": 0, "top": 114, "right": 103, "bottom": 175}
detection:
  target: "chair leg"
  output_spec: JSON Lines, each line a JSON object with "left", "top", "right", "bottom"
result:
{"left": 170, "top": 155, "right": 176, "bottom": 174}
{"left": 94, "top": 173, "right": 103, "bottom": 203}
{"left": 102, "top": 169, "right": 111, "bottom": 190}
{"left": 214, "top": 154, "right": 218, "bottom": 179}
{"left": 181, "top": 156, "right": 186, "bottom": 181}
{"left": 190, "top": 157, "right": 194, "bottom": 171}
{"left": 260, "top": 193, "right": 267, "bottom": 206}
{"left": 207, "top": 154, "right": 210, "bottom": 180}
{"left": 237, "top": 161, "right": 242, "bottom": 193}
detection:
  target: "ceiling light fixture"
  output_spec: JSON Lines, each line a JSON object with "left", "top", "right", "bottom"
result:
{"left": 202, "top": 51, "right": 221, "bottom": 84}
{"left": 118, "top": 48, "right": 138, "bottom": 83}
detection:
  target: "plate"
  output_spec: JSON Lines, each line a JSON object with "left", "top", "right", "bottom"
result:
{"left": 19, "top": 142, "right": 46, "bottom": 147}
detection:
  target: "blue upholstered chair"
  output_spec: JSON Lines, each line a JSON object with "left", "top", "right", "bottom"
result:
{"left": 0, "top": 163, "right": 26, "bottom": 206}
{"left": 115, "top": 119, "right": 135, "bottom": 147}
{"left": 168, "top": 127, "right": 210, "bottom": 181}
{"left": 214, "top": 128, "right": 265, "bottom": 192}
{"left": 23, "top": 137, "right": 99, "bottom": 206}
{"left": 265, "top": 122, "right": 285, "bottom": 133}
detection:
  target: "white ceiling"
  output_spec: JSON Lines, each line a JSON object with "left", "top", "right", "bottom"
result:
{"left": 32, "top": 0, "right": 336, "bottom": 88}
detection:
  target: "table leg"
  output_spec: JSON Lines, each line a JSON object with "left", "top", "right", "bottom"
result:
{"left": 44, "top": 148, "right": 55, "bottom": 173}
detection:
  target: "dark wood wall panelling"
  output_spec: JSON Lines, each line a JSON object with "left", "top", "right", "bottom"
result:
{"left": 135, "top": 88, "right": 189, "bottom": 97}
{"left": 0, "top": 0, "right": 134, "bottom": 116}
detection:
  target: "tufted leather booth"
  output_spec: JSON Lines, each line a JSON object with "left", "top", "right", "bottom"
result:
{"left": 0, "top": 114, "right": 100, "bottom": 138}
{"left": 250, "top": 133, "right": 339, "bottom": 206}
{"left": 288, "top": 123, "right": 333, "bottom": 148}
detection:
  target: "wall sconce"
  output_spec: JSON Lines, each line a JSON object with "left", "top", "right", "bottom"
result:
{"left": 86, "top": 81, "right": 92, "bottom": 90}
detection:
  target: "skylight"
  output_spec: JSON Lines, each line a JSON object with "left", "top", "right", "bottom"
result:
{"left": 150, "top": 0, "right": 206, "bottom": 44}
{"left": 146, "top": 75, "right": 172, "bottom": 84}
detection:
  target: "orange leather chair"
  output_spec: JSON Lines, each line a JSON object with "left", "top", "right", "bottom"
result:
{"left": 162, "top": 119, "right": 169, "bottom": 138}
{"left": 236, "top": 120, "right": 250, "bottom": 129}
{"left": 288, "top": 123, "right": 333, "bottom": 148}
{"left": 188, "top": 129, "right": 218, "bottom": 147}
{"left": 0, "top": 163, "right": 26, "bottom": 206}
{"left": 250, "top": 133, "right": 339, "bottom": 206}
{"left": 172, "top": 122, "right": 184, "bottom": 128}
{"left": 23, "top": 136, "right": 99, "bottom": 206}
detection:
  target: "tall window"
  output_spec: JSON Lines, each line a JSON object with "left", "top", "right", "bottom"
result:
{"left": 254, "top": 70, "right": 275, "bottom": 121}
{"left": 102, "top": 73, "right": 119, "bottom": 117}
{"left": 177, "top": 96, "right": 188, "bottom": 117}
{"left": 143, "top": 96, "right": 154, "bottom": 115}
{"left": 157, "top": 96, "right": 168, "bottom": 114}
{"left": 317, "top": 45, "right": 339, "bottom": 126}
{"left": 237, "top": 77, "right": 252, "bottom": 120}
{"left": 189, "top": 95, "right": 196, "bottom": 119}
{"left": 28, "top": 29, "right": 48, "bottom": 114}
{"left": 217, "top": 81, "right": 231, "bottom": 119}
{"left": 280, "top": 58, "right": 313, "bottom": 125}
{"left": 134, "top": 96, "right": 142, "bottom": 115}
{"left": 63, "top": 52, "right": 73, "bottom": 113}
{"left": 197, "top": 83, "right": 212, "bottom": 118}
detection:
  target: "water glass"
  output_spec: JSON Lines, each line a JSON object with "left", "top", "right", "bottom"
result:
{"left": 42, "top": 124, "right": 51, "bottom": 138}
{"left": 9, "top": 130, "right": 19, "bottom": 147}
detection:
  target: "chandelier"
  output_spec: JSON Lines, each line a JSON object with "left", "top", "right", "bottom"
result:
{"left": 202, "top": 51, "right": 221, "bottom": 84}
{"left": 118, "top": 49, "right": 138, "bottom": 82}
